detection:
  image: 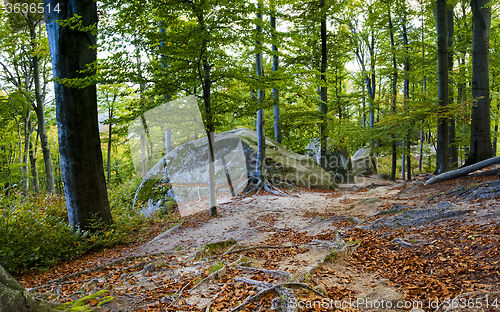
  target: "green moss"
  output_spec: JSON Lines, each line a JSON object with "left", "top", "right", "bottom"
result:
{"left": 56, "top": 290, "right": 114, "bottom": 312}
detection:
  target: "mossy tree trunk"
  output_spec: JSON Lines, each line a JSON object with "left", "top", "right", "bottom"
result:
{"left": 0, "top": 265, "right": 60, "bottom": 312}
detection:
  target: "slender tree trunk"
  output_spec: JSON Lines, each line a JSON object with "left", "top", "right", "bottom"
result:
{"left": 447, "top": 7, "right": 458, "bottom": 169}
{"left": 270, "top": 3, "right": 281, "bottom": 144}
{"left": 23, "top": 110, "right": 31, "bottom": 190}
{"left": 31, "top": 27, "right": 56, "bottom": 194}
{"left": 388, "top": 11, "right": 398, "bottom": 181}
{"left": 255, "top": 1, "right": 266, "bottom": 184}
{"left": 319, "top": 0, "right": 328, "bottom": 169}
{"left": 435, "top": 0, "right": 449, "bottom": 174}
{"left": 466, "top": 0, "right": 493, "bottom": 165}
{"left": 106, "top": 106, "right": 113, "bottom": 188}
{"left": 402, "top": 14, "right": 411, "bottom": 181}
{"left": 29, "top": 138, "right": 39, "bottom": 193}
{"left": 43, "top": 0, "right": 113, "bottom": 231}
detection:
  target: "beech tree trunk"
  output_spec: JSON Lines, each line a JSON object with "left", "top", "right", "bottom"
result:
{"left": 0, "top": 264, "right": 59, "bottom": 312}
{"left": 31, "top": 26, "right": 56, "bottom": 194}
{"left": 270, "top": 4, "right": 281, "bottom": 144}
{"left": 466, "top": 0, "right": 493, "bottom": 165}
{"left": 255, "top": 1, "right": 266, "bottom": 183}
{"left": 425, "top": 156, "right": 500, "bottom": 185}
{"left": 43, "top": 0, "right": 113, "bottom": 231}
{"left": 388, "top": 10, "right": 397, "bottom": 181}
{"left": 435, "top": 0, "right": 449, "bottom": 174}
{"left": 447, "top": 7, "right": 458, "bottom": 169}
{"left": 319, "top": 0, "right": 328, "bottom": 169}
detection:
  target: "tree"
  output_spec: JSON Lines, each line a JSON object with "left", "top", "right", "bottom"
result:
{"left": 318, "top": 0, "right": 327, "bottom": 169}
{"left": 255, "top": 0, "right": 266, "bottom": 186}
{"left": 43, "top": 0, "right": 113, "bottom": 231}
{"left": 270, "top": 0, "right": 281, "bottom": 144}
{"left": 435, "top": 0, "right": 449, "bottom": 174}
{"left": 387, "top": 1, "right": 398, "bottom": 181}
{"left": 466, "top": 0, "right": 493, "bottom": 165}
{"left": 0, "top": 3, "right": 55, "bottom": 193}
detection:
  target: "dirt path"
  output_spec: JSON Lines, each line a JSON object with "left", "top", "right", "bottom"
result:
{"left": 135, "top": 177, "right": 402, "bottom": 255}
{"left": 25, "top": 173, "right": 500, "bottom": 312}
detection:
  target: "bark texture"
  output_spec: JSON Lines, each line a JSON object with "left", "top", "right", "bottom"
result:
{"left": 436, "top": 0, "right": 449, "bottom": 174}
{"left": 43, "top": 0, "right": 112, "bottom": 231}
{"left": 466, "top": 0, "right": 493, "bottom": 165}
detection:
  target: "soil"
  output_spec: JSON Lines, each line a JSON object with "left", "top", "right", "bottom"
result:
{"left": 18, "top": 170, "right": 500, "bottom": 312}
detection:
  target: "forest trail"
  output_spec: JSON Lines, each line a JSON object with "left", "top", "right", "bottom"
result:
{"left": 20, "top": 171, "right": 500, "bottom": 311}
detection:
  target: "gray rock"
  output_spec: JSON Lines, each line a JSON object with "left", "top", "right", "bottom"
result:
{"left": 362, "top": 202, "right": 472, "bottom": 229}
{"left": 352, "top": 148, "right": 378, "bottom": 176}
{"left": 306, "top": 138, "right": 353, "bottom": 184}
{"left": 135, "top": 129, "right": 334, "bottom": 216}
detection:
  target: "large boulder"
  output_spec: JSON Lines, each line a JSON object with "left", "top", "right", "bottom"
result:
{"left": 135, "top": 129, "right": 335, "bottom": 216}
{"left": 351, "top": 148, "right": 378, "bottom": 176}
{"left": 306, "top": 139, "right": 353, "bottom": 183}
{"left": 0, "top": 264, "right": 60, "bottom": 312}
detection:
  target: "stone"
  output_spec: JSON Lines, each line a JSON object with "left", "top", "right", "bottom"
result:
{"left": 306, "top": 138, "right": 353, "bottom": 184}
{"left": 351, "top": 148, "right": 378, "bottom": 176}
{"left": 136, "top": 129, "right": 334, "bottom": 217}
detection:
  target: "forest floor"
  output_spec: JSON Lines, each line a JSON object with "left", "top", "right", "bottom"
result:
{"left": 16, "top": 168, "right": 500, "bottom": 312}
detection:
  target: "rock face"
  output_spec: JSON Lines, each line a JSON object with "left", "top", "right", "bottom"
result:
{"left": 351, "top": 148, "right": 378, "bottom": 176}
{"left": 0, "top": 264, "right": 60, "bottom": 312}
{"left": 306, "top": 139, "right": 353, "bottom": 183}
{"left": 135, "top": 129, "right": 334, "bottom": 216}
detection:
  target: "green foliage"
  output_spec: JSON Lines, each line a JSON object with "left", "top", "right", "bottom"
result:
{"left": 0, "top": 176, "right": 156, "bottom": 273}
{"left": 0, "top": 191, "right": 86, "bottom": 272}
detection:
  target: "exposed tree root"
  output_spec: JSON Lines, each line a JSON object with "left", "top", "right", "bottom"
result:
{"left": 234, "top": 266, "right": 292, "bottom": 280}
{"left": 27, "top": 252, "right": 171, "bottom": 292}
{"left": 456, "top": 180, "right": 500, "bottom": 201}
{"left": 223, "top": 244, "right": 302, "bottom": 256}
{"left": 230, "top": 279, "right": 327, "bottom": 312}
{"left": 243, "top": 176, "right": 290, "bottom": 197}
{"left": 166, "top": 280, "right": 191, "bottom": 309}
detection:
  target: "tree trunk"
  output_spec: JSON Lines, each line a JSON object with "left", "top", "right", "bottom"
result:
{"left": 388, "top": 11, "right": 398, "bottom": 181}
{"left": 255, "top": 1, "right": 266, "bottom": 184}
{"left": 425, "top": 156, "right": 500, "bottom": 185}
{"left": 270, "top": 5, "right": 281, "bottom": 144}
{"left": 402, "top": 14, "right": 411, "bottom": 181}
{"left": 106, "top": 106, "right": 113, "bottom": 188}
{"left": 29, "top": 138, "right": 39, "bottom": 193}
{"left": 0, "top": 264, "right": 60, "bottom": 312}
{"left": 319, "top": 0, "right": 328, "bottom": 169}
{"left": 23, "top": 110, "right": 31, "bottom": 190}
{"left": 43, "top": 0, "right": 113, "bottom": 231}
{"left": 31, "top": 26, "right": 56, "bottom": 194}
{"left": 466, "top": 0, "right": 493, "bottom": 165}
{"left": 435, "top": 0, "right": 449, "bottom": 174}
{"left": 447, "top": 7, "right": 458, "bottom": 169}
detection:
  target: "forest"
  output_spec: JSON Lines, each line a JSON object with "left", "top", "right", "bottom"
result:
{"left": 1, "top": 0, "right": 500, "bottom": 311}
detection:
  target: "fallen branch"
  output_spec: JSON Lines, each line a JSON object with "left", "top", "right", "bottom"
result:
{"left": 424, "top": 156, "right": 500, "bottom": 185}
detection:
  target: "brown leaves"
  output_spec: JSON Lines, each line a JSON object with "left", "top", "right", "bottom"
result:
{"left": 348, "top": 221, "right": 500, "bottom": 302}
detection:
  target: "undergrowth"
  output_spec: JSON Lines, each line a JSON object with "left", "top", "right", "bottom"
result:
{"left": 0, "top": 176, "right": 171, "bottom": 273}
